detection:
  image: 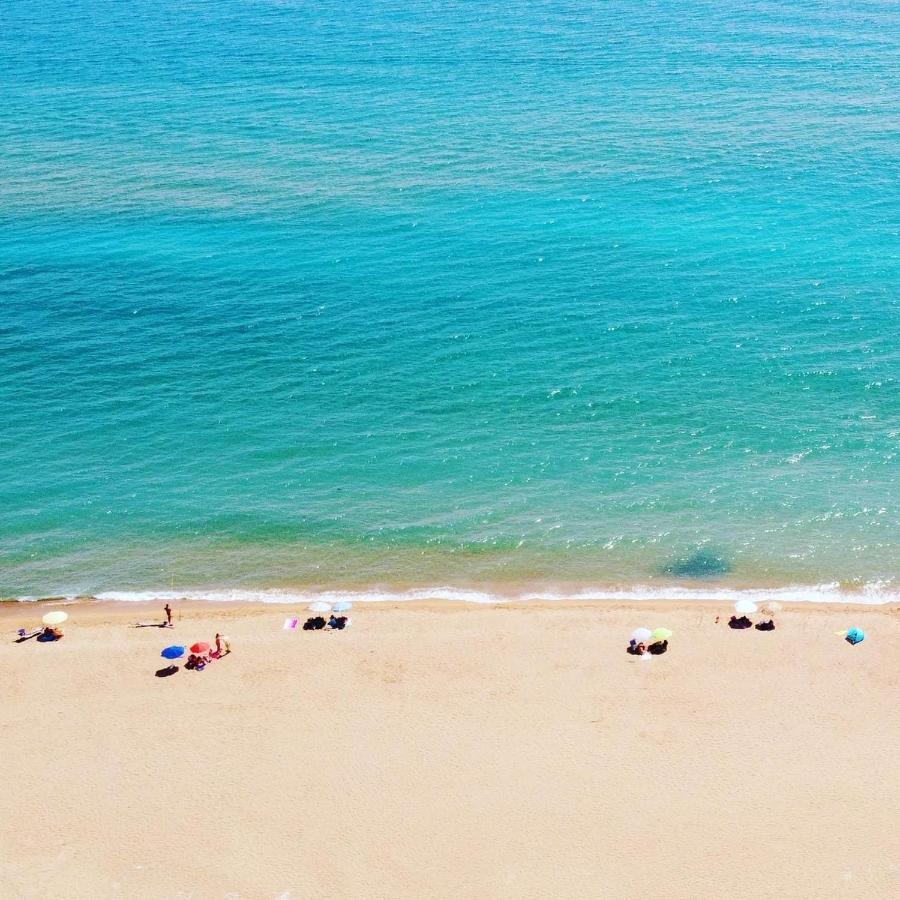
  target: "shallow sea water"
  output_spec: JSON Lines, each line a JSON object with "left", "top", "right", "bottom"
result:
{"left": 1, "top": 1, "right": 899, "bottom": 600}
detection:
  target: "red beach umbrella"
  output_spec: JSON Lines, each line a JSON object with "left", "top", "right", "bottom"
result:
{"left": 190, "top": 642, "right": 210, "bottom": 654}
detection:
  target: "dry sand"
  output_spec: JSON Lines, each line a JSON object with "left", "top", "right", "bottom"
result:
{"left": 2, "top": 599, "right": 899, "bottom": 900}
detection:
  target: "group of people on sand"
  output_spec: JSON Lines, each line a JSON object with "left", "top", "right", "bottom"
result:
{"left": 184, "top": 633, "right": 231, "bottom": 672}
{"left": 724, "top": 615, "right": 775, "bottom": 631}
{"left": 17, "top": 625, "right": 64, "bottom": 642}
{"left": 303, "top": 614, "right": 349, "bottom": 631}
{"left": 627, "top": 638, "right": 668, "bottom": 656}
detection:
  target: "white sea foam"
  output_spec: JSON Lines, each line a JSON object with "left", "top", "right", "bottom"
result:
{"left": 55, "top": 581, "right": 900, "bottom": 606}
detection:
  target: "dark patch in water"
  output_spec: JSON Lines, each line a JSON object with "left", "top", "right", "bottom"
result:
{"left": 663, "top": 549, "right": 730, "bottom": 578}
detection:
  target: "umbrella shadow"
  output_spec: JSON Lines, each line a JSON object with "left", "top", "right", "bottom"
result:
{"left": 135, "top": 622, "right": 169, "bottom": 629}
{"left": 14, "top": 632, "right": 40, "bottom": 643}
{"left": 155, "top": 665, "right": 179, "bottom": 677}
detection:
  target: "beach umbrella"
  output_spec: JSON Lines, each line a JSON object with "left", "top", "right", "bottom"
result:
{"left": 734, "top": 599, "right": 758, "bottom": 615}
{"left": 630, "top": 627, "right": 652, "bottom": 643}
{"left": 846, "top": 627, "right": 865, "bottom": 645}
{"left": 161, "top": 645, "right": 185, "bottom": 660}
{"left": 42, "top": 611, "right": 68, "bottom": 626}
{"left": 332, "top": 601, "right": 352, "bottom": 613}
{"left": 190, "top": 642, "right": 210, "bottom": 654}
{"left": 308, "top": 601, "right": 331, "bottom": 613}
{"left": 651, "top": 628, "right": 673, "bottom": 641}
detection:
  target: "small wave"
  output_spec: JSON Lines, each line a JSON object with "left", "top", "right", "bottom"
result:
{"left": 3, "top": 582, "right": 894, "bottom": 606}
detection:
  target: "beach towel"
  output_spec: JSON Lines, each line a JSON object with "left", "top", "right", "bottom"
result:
{"left": 283, "top": 617, "right": 299, "bottom": 631}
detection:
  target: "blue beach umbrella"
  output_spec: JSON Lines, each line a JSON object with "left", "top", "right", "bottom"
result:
{"left": 845, "top": 628, "right": 865, "bottom": 645}
{"left": 161, "top": 645, "right": 186, "bottom": 660}
{"left": 332, "top": 601, "right": 352, "bottom": 613}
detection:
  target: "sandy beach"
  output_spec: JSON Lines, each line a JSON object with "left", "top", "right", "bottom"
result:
{"left": 2, "top": 599, "right": 899, "bottom": 899}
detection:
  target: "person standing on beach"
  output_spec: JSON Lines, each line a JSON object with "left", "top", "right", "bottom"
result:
{"left": 164, "top": 603, "right": 173, "bottom": 627}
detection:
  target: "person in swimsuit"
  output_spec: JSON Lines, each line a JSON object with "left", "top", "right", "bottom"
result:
{"left": 164, "top": 603, "right": 173, "bottom": 627}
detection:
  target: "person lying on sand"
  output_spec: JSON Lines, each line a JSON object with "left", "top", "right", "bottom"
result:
{"left": 648, "top": 639, "right": 668, "bottom": 654}
{"left": 729, "top": 615, "right": 752, "bottom": 629}
{"left": 755, "top": 619, "right": 775, "bottom": 631}
{"left": 40, "top": 626, "right": 64, "bottom": 641}
{"left": 327, "top": 615, "right": 348, "bottom": 631}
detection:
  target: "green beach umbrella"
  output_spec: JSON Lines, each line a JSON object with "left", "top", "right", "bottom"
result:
{"left": 651, "top": 628, "right": 672, "bottom": 641}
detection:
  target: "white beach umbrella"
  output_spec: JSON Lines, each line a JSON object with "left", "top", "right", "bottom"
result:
{"left": 332, "top": 601, "right": 352, "bottom": 613}
{"left": 734, "top": 599, "right": 758, "bottom": 615}
{"left": 630, "top": 627, "right": 652, "bottom": 643}
{"left": 308, "top": 601, "right": 332, "bottom": 613}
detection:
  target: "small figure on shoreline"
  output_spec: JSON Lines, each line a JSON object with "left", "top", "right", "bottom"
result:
{"left": 164, "top": 603, "right": 173, "bottom": 628}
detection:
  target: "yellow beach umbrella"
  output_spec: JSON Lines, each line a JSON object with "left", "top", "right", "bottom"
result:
{"left": 651, "top": 627, "right": 672, "bottom": 641}
{"left": 42, "top": 611, "right": 68, "bottom": 627}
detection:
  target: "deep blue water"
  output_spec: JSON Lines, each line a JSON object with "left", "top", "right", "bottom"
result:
{"left": 2, "top": 0, "right": 899, "bottom": 599}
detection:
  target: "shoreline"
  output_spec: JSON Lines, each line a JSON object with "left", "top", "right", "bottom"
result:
{"left": 4, "top": 594, "right": 898, "bottom": 635}
{"left": 4, "top": 573, "right": 900, "bottom": 609}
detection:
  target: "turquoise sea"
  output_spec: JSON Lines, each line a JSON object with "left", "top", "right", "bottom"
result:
{"left": 2, "top": 0, "right": 899, "bottom": 602}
